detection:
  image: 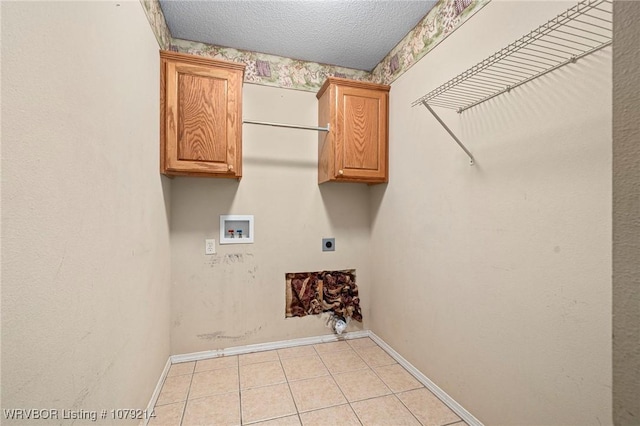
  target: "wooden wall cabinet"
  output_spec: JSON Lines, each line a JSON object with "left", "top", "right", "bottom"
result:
{"left": 160, "top": 51, "right": 245, "bottom": 178}
{"left": 317, "top": 77, "right": 390, "bottom": 184}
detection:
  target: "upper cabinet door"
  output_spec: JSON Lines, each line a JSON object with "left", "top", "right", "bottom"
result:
{"left": 317, "top": 77, "right": 390, "bottom": 184}
{"left": 335, "top": 84, "right": 388, "bottom": 182}
{"left": 160, "top": 51, "right": 245, "bottom": 178}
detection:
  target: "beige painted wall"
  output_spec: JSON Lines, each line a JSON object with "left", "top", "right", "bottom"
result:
{"left": 370, "top": 1, "right": 612, "bottom": 424}
{"left": 169, "top": 84, "right": 371, "bottom": 354}
{"left": 612, "top": 1, "right": 640, "bottom": 424}
{"left": 1, "top": 1, "right": 171, "bottom": 421}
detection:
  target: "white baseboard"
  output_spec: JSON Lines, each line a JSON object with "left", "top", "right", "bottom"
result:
{"left": 369, "top": 331, "right": 483, "bottom": 426}
{"left": 140, "top": 357, "right": 171, "bottom": 426}
{"left": 170, "top": 330, "right": 370, "bottom": 364}
{"left": 152, "top": 330, "right": 481, "bottom": 426}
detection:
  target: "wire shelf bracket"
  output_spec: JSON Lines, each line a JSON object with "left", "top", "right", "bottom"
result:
{"left": 412, "top": 0, "right": 612, "bottom": 166}
{"left": 422, "top": 101, "right": 475, "bottom": 165}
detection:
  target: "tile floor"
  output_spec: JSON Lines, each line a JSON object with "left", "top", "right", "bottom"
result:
{"left": 150, "top": 338, "right": 469, "bottom": 426}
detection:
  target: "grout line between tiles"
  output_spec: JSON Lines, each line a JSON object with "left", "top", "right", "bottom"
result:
{"left": 239, "top": 360, "right": 290, "bottom": 391}
{"left": 278, "top": 353, "right": 303, "bottom": 426}
{"left": 313, "top": 344, "right": 364, "bottom": 426}
{"left": 276, "top": 344, "right": 317, "bottom": 359}
{"left": 349, "top": 342, "right": 394, "bottom": 397}
{"left": 395, "top": 392, "right": 429, "bottom": 426}
{"left": 442, "top": 420, "right": 466, "bottom": 426}
{"left": 359, "top": 350, "right": 424, "bottom": 425}
{"left": 276, "top": 350, "right": 307, "bottom": 383}
{"left": 178, "top": 372, "right": 195, "bottom": 426}
{"left": 241, "top": 414, "right": 297, "bottom": 426}
{"left": 239, "top": 359, "right": 280, "bottom": 367}
{"left": 401, "top": 393, "right": 427, "bottom": 426}
{"left": 193, "top": 355, "right": 238, "bottom": 375}
{"left": 237, "top": 358, "right": 243, "bottom": 426}
{"left": 332, "top": 339, "right": 423, "bottom": 426}
{"left": 349, "top": 402, "right": 366, "bottom": 426}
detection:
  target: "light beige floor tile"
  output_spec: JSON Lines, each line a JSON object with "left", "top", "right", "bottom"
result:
{"left": 281, "top": 355, "right": 329, "bottom": 382}
{"left": 352, "top": 395, "right": 421, "bottom": 425}
{"left": 313, "top": 341, "right": 351, "bottom": 353}
{"left": 240, "top": 383, "right": 297, "bottom": 424}
{"left": 318, "top": 349, "right": 368, "bottom": 374}
{"left": 156, "top": 375, "right": 191, "bottom": 406}
{"left": 374, "top": 363, "right": 423, "bottom": 393}
{"left": 167, "top": 361, "right": 195, "bottom": 377}
{"left": 149, "top": 401, "right": 184, "bottom": 426}
{"left": 332, "top": 369, "right": 391, "bottom": 402}
{"left": 240, "top": 360, "right": 286, "bottom": 389}
{"left": 195, "top": 356, "right": 238, "bottom": 373}
{"left": 248, "top": 414, "right": 302, "bottom": 425}
{"left": 355, "top": 346, "right": 396, "bottom": 367}
{"left": 189, "top": 367, "right": 239, "bottom": 399}
{"left": 397, "top": 388, "right": 461, "bottom": 426}
{"left": 288, "top": 376, "right": 347, "bottom": 412}
{"left": 182, "top": 392, "right": 240, "bottom": 425}
{"left": 347, "top": 337, "right": 377, "bottom": 350}
{"left": 151, "top": 345, "right": 473, "bottom": 426}
{"left": 299, "top": 404, "right": 361, "bottom": 426}
{"left": 239, "top": 350, "right": 279, "bottom": 366}
{"left": 277, "top": 345, "right": 316, "bottom": 360}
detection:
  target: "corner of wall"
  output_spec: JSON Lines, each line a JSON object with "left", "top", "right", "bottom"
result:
{"left": 612, "top": 1, "right": 640, "bottom": 423}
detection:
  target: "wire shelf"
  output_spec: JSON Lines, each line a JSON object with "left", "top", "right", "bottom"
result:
{"left": 412, "top": 0, "right": 612, "bottom": 113}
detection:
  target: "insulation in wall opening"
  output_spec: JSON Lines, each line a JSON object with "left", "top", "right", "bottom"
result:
{"left": 285, "top": 269, "right": 362, "bottom": 321}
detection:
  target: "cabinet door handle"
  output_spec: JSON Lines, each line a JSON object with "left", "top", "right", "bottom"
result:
{"left": 338, "top": 169, "right": 344, "bottom": 176}
{"left": 228, "top": 164, "right": 234, "bottom": 172}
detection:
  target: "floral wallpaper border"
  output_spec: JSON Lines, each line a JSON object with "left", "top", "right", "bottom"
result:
{"left": 140, "top": 0, "right": 171, "bottom": 50}
{"left": 170, "top": 39, "right": 371, "bottom": 91}
{"left": 372, "top": 0, "right": 491, "bottom": 85}
{"left": 140, "top": 0, "right": 490, "bottom": 92}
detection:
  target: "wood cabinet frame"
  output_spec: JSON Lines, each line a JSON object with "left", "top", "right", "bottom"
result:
{"left": 160, "top": 51, "right": 245, "bottom": 178}
{"left": 317, "top": 77, "right": 390, "bottom": 184}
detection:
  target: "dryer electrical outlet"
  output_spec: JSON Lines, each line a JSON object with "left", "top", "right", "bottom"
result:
{"left": 322, "top": 238, "right": 335, "bottom": 252}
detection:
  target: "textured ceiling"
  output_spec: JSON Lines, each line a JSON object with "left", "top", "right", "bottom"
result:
{"left": 159, "top": 1, "right": 437, "bottom": 71}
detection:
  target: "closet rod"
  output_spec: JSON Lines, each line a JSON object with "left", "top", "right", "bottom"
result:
{"left": 243, "top": 120, "right": 330, "bottom": 132}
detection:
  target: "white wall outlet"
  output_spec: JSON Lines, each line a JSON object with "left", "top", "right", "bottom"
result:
{"left": 205, "top": 239, "right": 216, "bottom": 255}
